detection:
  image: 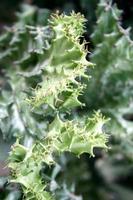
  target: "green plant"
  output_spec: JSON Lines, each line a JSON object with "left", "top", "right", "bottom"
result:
{"left": 84, "top": 0, "right": 133, "bottom": 158}
{"left": 0, "top": 5, "right": 108, "bottom": 200}
{"left": 80, "top": 1, "right": 133, "bottom": 199}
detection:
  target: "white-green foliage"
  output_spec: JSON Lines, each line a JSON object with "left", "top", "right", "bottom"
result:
{"left": 84, "top": 0, "right": 133, "bottom": 158}
{"left": 0, "top": 6, "right": 108, "bottom": 200}
{"left": 0, "top": 4, "right": 52, "bottom": 140}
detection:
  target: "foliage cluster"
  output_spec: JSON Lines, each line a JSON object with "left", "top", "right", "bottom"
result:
{"left": 0, "top": 3, "right": 108, "bottom": 200}
{"left": 0, "top": 0, "right": 133, "bottom": 200}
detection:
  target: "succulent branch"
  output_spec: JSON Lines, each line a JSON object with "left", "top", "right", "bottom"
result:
{"left": 0, "top": 6, "right": 108, "bottom": 200}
